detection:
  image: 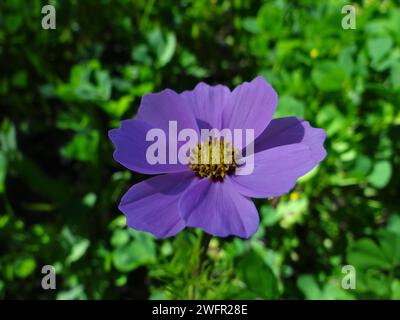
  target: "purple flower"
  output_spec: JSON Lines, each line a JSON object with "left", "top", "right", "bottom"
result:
{"left": 109, "top": 76, "right": 326, "bottom": 238}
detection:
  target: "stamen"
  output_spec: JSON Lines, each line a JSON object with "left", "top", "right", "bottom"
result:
{"left": 189, "top": 137, "right": 239, "bottom": 181}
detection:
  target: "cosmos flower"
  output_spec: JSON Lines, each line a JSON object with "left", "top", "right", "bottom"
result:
{"left": 109, "top": 76, "right": 326, "bottom": 238}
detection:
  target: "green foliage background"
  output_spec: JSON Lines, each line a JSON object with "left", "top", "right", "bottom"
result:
{"left": 1, "top": 0, "right": 400, "bottom": 299}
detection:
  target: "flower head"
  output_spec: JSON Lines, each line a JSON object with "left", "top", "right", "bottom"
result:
{"left": 109, "top": 76, "right": 326, "bottom": 238}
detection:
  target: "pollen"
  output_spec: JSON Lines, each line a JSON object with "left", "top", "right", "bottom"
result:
{"left": 189, "top": 137, "right": 239, "bottom": 181}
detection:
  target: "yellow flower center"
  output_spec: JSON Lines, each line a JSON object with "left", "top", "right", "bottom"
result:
{"left": 189, "top": 137, "right": 239, "bottom": 181}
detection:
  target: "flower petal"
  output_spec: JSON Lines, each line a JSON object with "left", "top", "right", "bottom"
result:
{"left": 222, "top": 76, "right": 278, "bottom": 140}
{"left": 179, "top": 178, "right": 260, "bottom": 238}
{"left": 109, "top": 119, "right": 188, "bottom": 174}
{"left": 231, "top": 143, "right": 326, "bottom": 198}
{"left": 137, "top": 88, "right": 199, "bottom": 134}
{"left": 119, "top": 172, "right": 195, "bottom": 238}
{"left": 180, "top": 82, "right": 231, "bottom": 130}
{"left": 254, "top": 117, "right": 326, "bottom": 159}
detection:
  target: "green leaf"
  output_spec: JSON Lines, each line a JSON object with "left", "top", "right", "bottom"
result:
{"left": 102, "top": 95, "right": 132, "bottom": 118}
{"left": 4, "top": 14, "right": 23, "bottom": 33}
{"left": 297, "top": 275, "right": 322, "bottom": 299}
{"left": 57, "top": 285, "right": 84, "bottom": 300}
{"left": 15, "top": 257, "right": 36, "bottom": 278}
{"left": 236, "top": 251, "right": 278, "bottom": 299}
{"left": 82, "top": 193, "right": 97, "bottom": 208}
{"left": 67, "top": 239, "right": 90, "bottom": 264}
{"left": 367, "top": 37, "right": 393, "bottom": 66}
{"left": 0, "top": 119, "right": 17, "bottom": 154}
{"left": 391, "top": 280, "right": 400, "bottom": 299}
{"left": 347, "top": 238, "right": 391, "bottom": 270}
{"left": 367, "top": 160, "right": 392, "bottom": 189}
{"left": 387, "top": 215, "right": 400, "bottom": 236}
{"left": 316, "top": 104, "right": 346, "bottom": 136}
{"left": 260, "top": 205, "right": 280, "bottom": 226}
{"left": 61, "top": 130, "right": 99, "bottom": 162}
{"left": 376, "top": 230, "right": 400, "bottom": 267}
{"left": 158, "top": 32, "right": 177, "bottom": 67}
{"left": 275, "top": 95, "right": 305, "bottom": 118}
{"left": 311, "top": 61, "right": 348, "bottom": 92}
{"left": 390, "top": 62, "right": 400, "bottom": 89}
{"left": 322, "top": 282, "right": 355, "bottom": 300}
{"left": 146, "top": 28, "right": 177, "bottom": 68}
{"left": 242, "top": 17, "right": 260, "bottom": 33}
{"left": 351, "top": 154, "right": 372, "bottom": 179}
{"left": 55, "top": 62, "right": 111, "bottom": 102}
{"left": 362, "top": 270, "right": 391, "bottom": 297}
{"left": 111, "top": 229, "right": 130, "bottom": 247}
{"left": 132, "top": 44, "right": 152, "bottom": 65}
{"left": 112, "top": 231, "right": 156, "bottom": 272}
{"left": 12, "top": 70, "right": 27, "bottom": 88}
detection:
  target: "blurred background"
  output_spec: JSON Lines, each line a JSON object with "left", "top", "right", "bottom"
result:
{"left": 1, "top": 0, "right": 400, "bottom": 299}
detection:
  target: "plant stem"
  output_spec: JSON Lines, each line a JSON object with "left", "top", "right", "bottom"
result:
{"left": 190, "top": 232, "right": 212, "bottom": 299}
